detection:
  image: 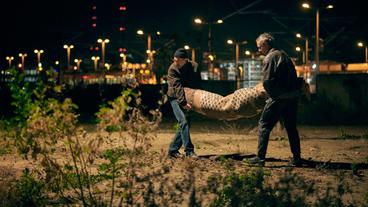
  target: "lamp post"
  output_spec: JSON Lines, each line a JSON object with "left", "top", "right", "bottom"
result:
{"left": 34, "top": 49, "right": 44, "bottom": 68}
{"left": 296, "top": 33, "right": 309, "bottom": 65}
{"left": 357, "top": 42, "right": 368, "bottom": 63}
{"left": 74, "top": 59, "right": 82, "bottom": 70}
{"left": 63, "top": 44, "right": 74, "bottom": 70}
{"left": 137, "top": 30, "right": 159, "bottom": 69}
{"left": 18, "top": 53, "right": 27, "bottom": 71}
{"left": 295, "top": 46, "right": 305, "bottom": 64}
{"left": 5, "top": 56, "right": 14, "bottom": 68}
{"left": 97, "top": 38, "right": 109, "bottom": 67}
{"left": 194, "top": 18, "right": 223, "bottom": 79}
{"left": 184, "top": 45, "right": 196, "bottom": 62}
{"left": 302, "top": 3, "right": 333, "bottom": 71}
{"left": 244, "top": 50, "right": 255, "bottom": 59}
{"left": 194, "top": 18, "right": 223, "bottom": 54}
{"left": 91, "top": 56, "right": 100, "bottom": 71}
{"left": 227, "top": 39, "right": 247, "bottom": 88}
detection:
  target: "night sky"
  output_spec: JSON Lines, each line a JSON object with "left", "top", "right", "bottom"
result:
{"left": 1, "top": 0, "right": 367, "bottom": 66}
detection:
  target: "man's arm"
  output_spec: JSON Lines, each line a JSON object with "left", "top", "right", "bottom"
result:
{"left": 167, "top": 68, "right": 187, "bottom": 106}
{"left": 262, "top": 53, "right": 283, "bottom": 98}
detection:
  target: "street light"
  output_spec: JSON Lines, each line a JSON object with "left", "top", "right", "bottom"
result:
{"left": 193, "top": 17, "right": 223, "bottom": 53}
{"left": 34, "top": 49, "right": 44, "bottom": 67}
{"left": 91, "top": 56, "right": 100, "bottom": 71}
{"left": 137, "top": 29, "right": 158, "bottom": 68}
{"left": 296, "top": 33, "right": 309, "bottom": 65}
{"left": 63, "top": 44, "right": 74, "bottom": 70}
{"left": 295, "top": 46, "right": 305, "bottom": 64}
{"left": 184, "top": 45, "right": 196, "bottom": 62}
{"left": 302, "top": 2, "right": 333, "bottom": 71}
{"left": 74, "top": 59, "right": 82, "bottom": 70}
{"left": 357, "top": 42, "right": 368, "bottom": 63}
{"left": 5, "top": 56, "right": 14, "bottom": 68}
{"left": 97, "top": 38, "right": 110, "bottom": 66}
{"left": 227, "top": 39, "right": 247, "bottom": 89}
{"left": 18, "top": 53, "right": 27, "bottom": 71}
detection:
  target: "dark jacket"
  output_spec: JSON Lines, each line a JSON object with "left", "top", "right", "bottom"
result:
{"left": 262, "top": 48, "right": 299, "bottom": 100}
{"left": 167, "top": 61, "right": 200, "bottom": 106}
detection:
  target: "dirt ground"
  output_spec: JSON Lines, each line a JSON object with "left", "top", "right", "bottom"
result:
{"left": 155, "top": 121, "right": 368, "bottom": 205}
{"left": 1, "top": 120, "right": 367, "bottom": 205}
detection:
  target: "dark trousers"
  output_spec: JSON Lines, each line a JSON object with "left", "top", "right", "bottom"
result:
{"left": 257, "top": 98, "right": 301, "bottom": 159}
{"left": 169, "top": 99, "right": 194, "bottom": 154}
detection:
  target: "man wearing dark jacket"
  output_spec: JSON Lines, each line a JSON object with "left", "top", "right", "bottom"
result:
{"left": 167, "top": 48, "right": 200, "bottom": 158}
{"left": 247, "top": 33, "right": 303, "bottom": 166}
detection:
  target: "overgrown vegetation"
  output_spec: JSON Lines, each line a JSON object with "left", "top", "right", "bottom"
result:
{"left": 339, "top": 128, "right": 368, "bottom": 140}
{"left": 0, "top": 69, "right": 364, "bottom": 206}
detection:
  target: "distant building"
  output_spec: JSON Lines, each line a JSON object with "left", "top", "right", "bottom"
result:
{"left": 217, "top": 58, "right": 263, "bottom": 88}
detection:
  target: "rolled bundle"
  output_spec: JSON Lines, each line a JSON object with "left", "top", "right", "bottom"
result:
{"left": 184, "top": 83, "right": 267, "bottom": 120}
{"left": 184, "top": 79, "right": 310, "bottom": 121}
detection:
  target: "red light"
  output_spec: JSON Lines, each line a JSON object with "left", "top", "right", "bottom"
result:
{"left": 92, "top": 16, "right": 97, "bottom": 20}
{"left": 119, "top": 48, "right": 123, "bottom": 52}
{"left": 90, "top": 46, "right": 94, "bottom": 51}
{"left": 92, "top": 23, "right": 97, "bottom": 28}
{"left": 119, "top": 6, "right": 126, "bottom": 11}
{"left": 95, "top": 47, "right": 99, "bottom": 51}
{"left": 119, "top": 27, "right": 125, "bottom": 32}
{"left": 92, "top": 6, "right": 97, "bottom": 10}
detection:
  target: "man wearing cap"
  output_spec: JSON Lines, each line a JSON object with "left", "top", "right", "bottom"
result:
{"left": 167, "top": 48, "right": 200, "bottom": 158}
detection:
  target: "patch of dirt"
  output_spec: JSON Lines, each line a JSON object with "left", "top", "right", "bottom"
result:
{"left": 0, "top": 123, "right": 367, "bottom": 205}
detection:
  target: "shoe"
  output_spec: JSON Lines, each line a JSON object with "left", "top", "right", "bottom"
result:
{"left": 245, "top": 156, "right": 265, "bottom": 166}
{"left": 186, "top": 152, "right": 199, "bottom": 159}
{"left": 168, "top": 152, "right": 183, "bottom": 158}
{"left": 289, "top": 157, "right": 303, "bottom": 167}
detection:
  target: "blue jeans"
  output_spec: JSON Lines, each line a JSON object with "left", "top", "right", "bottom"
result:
{"left": 169, "top": 99, "right": 194, "bottom": 154}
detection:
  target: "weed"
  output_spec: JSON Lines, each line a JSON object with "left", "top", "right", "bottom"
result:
{"left": 339, "top": 128, "right": 361, "bottom": 140}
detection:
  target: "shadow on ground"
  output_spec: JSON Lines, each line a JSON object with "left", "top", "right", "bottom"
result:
{"left": 200, "top": 153, "right": 368, "bottom": 171}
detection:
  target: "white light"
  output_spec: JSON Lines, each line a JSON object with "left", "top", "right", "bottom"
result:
{"left": 302, "top": 3, "right": 310, "bottom": 8}
{"left": 194, "top": 18, "right": 202, "bottom": 24}
{"left": 312, "top": 63, "right": 317, "bottom": 69}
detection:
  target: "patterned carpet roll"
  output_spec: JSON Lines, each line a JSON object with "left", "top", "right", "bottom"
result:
{"left": 184, "top": 83, "right": 267, "bottom": 120}
{"left": 184, "top": 80, "right": 310, "bottom": 121}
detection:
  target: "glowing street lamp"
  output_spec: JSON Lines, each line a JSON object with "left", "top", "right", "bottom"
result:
{"left": 34, "top": 49, "right": 44, "bottom": 67}
{"left": 74, "top": 59, "right": 82, "bottom": 70}
{"left": 137, "top": 29, "right": 158, "bottom": 67}
{"left": 193, "top": 17, "right": 223, "bottom": 53}
{"left": 120, "top": 53, "right": 127, "bottom": 70}
{"left": 302, "top": 2, "right": 333, "bottom": 71}
{"left": 18, "top": 53, "right": 27, "bottom": 71}
{"left": 91, "top": 56, "right": 100, "bottom": 70}
{"left": 63, "top": 44, "right": 74, "bottom": 70}
{"left": 97, "top": 38, "right": 110, "bottom": 66}
{"left": 184, "top": 45, "right": 196, "bottom": 62}
{"left": 296, "top": 33, "right": 309, "bottom": 65}
{"left": 104, "top": 63, "right": 111, "bottom": 70}
{"left": 357, "top": 42, "right": 368, "bottom": 63}
{"left": 227, "top": 39, "right": 247, "bottom": 88}
{"left": 5, "top": 56, "right": 14, "bottom": 68}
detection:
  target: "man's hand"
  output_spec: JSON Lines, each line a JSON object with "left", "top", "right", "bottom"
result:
{"left": 184, "top": 103, "right": 192, "bottom": 110}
